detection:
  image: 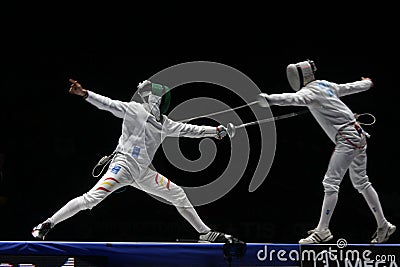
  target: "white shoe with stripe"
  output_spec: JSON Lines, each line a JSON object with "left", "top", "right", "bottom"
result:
{"left": 199, "top": 231, "right": 232, "bottom": 243}
{"left": 299, "top": 228, "right": 333, "bottom": 244}
{"left": 32, "top": 220, "right": 53, "bottom": 240}
{"left": 371, "top": 222, "right": 396, "bottom": 243}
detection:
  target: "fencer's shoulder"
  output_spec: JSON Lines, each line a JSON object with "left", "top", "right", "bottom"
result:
{"left": 126, "top": 101, "right": 147, "bottom": 114}
{"left": 308, "top": 80, "right": 336, "bottom": 88}
{"left": 299, "top": 82, "right": 318, "bottom": 91}
{"left": 160, "top": 115, "right": 181, "bottom": 128}
{"left": 314, "top": 79, "right": 331, "bottom": 85}
{"left": 161, "top": 115, "right": 173, "bottom": 124}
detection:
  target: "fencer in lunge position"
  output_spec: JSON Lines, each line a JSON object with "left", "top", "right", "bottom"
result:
{"left": 32, "top": 79, "right": 234, "bottom": 243}
{"left": 258, "top": 60, "right": 396, "bottom": 244}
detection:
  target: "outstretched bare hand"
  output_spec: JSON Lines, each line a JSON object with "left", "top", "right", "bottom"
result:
{"left": 69, "top": 79, "right": 88, "bottom": 96}
{"left": 361, "top": 77, "right": 374, "bottom": 87}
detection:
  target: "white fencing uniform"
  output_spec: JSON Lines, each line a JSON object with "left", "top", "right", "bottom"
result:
{"left": 263, "top": 78, "right": 390, "bottom": 232}
{"left": 46, "top": 91, "right": 220, "bottom": 234}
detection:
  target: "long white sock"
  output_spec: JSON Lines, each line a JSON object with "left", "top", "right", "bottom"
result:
{"left": 316, "top": 192, "right": 338, "bottom": 231}
{"left": 176, "top": 206, "right": 211, "bottom": 234}
{"left": 48, "top": 196, "right": 86, "bottom": 226}
{"left": 361, "top": 186, "right": 387, "bottom": 228}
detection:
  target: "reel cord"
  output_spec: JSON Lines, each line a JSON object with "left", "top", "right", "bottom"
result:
{"left": 92, "top": 151, "right": 116, "bottom": 178}
{"left": 355, "top": 113, "right": 376, "bottom": 126}
{"left": 91, "top": 151, "right": 127, "bottom": 194}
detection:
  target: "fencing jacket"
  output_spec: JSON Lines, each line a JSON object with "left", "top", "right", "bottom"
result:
{"left": 264, "top": 79, "right": 372, "bottom": 143}
{"left": 85, "top": 91, "right": 217, "bottom": 172}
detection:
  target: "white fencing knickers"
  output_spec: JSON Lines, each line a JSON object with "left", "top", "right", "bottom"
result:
{"left": 322, "top": 123, "right": 370, "bottom": 193}
{"left": 317, "top": 123, "right": 387, "bottom": 230}
{"left": 48, "top": 153, "right": 211, "bottom": 234}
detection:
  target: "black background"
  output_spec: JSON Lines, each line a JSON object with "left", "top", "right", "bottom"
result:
{"left": 0, "top": 2, "right": 399, "bottom": 244}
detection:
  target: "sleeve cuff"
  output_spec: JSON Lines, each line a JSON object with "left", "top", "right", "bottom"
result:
{"left": 203, "top": 126, "right": 217, "bottom": 137}
{"left": 83, "top": 90, "right": 89, "bottom": 99}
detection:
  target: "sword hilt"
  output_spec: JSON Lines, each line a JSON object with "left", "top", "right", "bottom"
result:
{"left": 226, "top": 123, "right": 236, "bottom": 138}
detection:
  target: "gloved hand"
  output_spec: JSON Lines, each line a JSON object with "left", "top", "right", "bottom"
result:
{"left": 257, "top": 93, "right": 269, "bottom": 107}
{"left": 216, "top": 125, "right": 227, "bottom": 140}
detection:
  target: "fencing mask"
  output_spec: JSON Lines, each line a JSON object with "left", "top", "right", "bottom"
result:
{"left": 286, "top": 60, "right": 317, "bottom": 91}
{"left": 137, "top": 80, "right": 171, "bottom": 120}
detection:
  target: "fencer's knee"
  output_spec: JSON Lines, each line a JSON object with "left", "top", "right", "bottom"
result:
{"left": 322, "top": 181, "right": 339, "bottom": 193}
{"left": 82, "top": 192, "right": 103, "bottom": 210}
{"left": 354, "top": 181, "right": 372, "bottom": 193}
{"left": 172, "top": 187, "right": 192, "bottom": 208}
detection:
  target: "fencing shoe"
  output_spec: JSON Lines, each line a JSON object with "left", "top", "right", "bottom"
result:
{"left": 32, "top": 220, "right": 52, "bottom": 240}
{"left": 299, "top": 228, "right": 333, "bottom": 244}
{"left": 199, "top": 230, "right": 233, "bottom": 243}
{"left": 371, "top": 222, "right": 396, "bottom": 244}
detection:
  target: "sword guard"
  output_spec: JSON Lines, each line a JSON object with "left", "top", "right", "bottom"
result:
{"left": 227, "top": 123, "right": 236, "bottom": 138}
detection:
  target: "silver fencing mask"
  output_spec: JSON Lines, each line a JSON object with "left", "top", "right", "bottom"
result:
{"left": 286, "top": 60, "right": 317, "bottom": 91}
{"left": 136, "top": 80, "right": 171, "bottom": 121}
{"left": 137, "top": 80, "right": 171, "bottom": 115}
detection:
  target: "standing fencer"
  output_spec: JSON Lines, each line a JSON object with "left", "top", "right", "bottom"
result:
{"left": 32, "top": 79, "right": 235, "bottom": 243}
{"left": 258, "top": 60, "right": 396, "bottom": 244}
